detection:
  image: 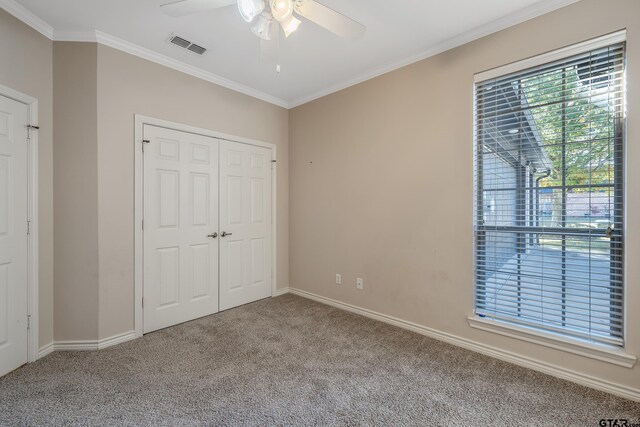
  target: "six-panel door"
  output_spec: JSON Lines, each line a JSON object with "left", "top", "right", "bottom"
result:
{"left": 219, "top": 141, "right": 272, "bottom": 311}
{"left": 0, "top": 95, "right": 28, "bottom": 376}
{"left": 143, "top": 125, "right": 273, "bottom": 332}
{"left": 143, "top": 125, "right": 220, "bottom": 333}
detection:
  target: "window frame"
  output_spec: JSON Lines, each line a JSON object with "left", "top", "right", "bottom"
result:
{"left": 470, "top": 31, "right": 636, "bottom": 366}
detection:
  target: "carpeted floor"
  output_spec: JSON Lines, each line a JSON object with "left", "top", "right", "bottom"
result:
{"left": 1, "top": 294, "right": 639, "bottom": 426}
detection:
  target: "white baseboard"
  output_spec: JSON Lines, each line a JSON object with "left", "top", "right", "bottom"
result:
{"left": 54, "top": 340, "right": 99, "bottom": 351}
{"left": 97, "top": 330, "right": 136, "bottom": 350}
{"left": 37, "top": 342, "right": 54, "bottom": 359}
{"left": 273, "top": 287, "right": 290, "bottom": 297}
{"left": 47, "top": 331, "right": 136, "bottom": 353}
{"left": 288, "top": 287, "right": 640, "bottom": 403}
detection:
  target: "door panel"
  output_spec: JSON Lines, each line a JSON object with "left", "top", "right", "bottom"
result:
{"left": 0, "top": 157, "right": 9, "bottom": 234}
{"left": 0, "top": 264, "right": 11, "bottom": 345}
{"left": 251, "top": 238, "right": 265, "bottom": 285}
{"left": 219, "top": 141, "right": 272, "bottom": 310}
{"left": 158, "top": 170, "right": 179, "bottom": 228}
{"left": 0, "top": 95, "right": 28, "bottom": 377}
{"left": 190, "top": 173, "right": 209, "bottom": 226}
{"left": 190, "top": 243, "right": 210, "bottom": 299}
{"left": 158, "top": 246, "right": 179, "bottom": 307}
{"left": 143, "top": 125, "right": 219, "bottom": 333}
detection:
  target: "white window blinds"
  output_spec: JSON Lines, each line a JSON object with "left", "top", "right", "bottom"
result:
{"left": 473, "top": 41, "right": 625, "bottom": 346}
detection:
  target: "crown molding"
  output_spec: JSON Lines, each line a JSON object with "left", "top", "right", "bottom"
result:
{"left": 1, "top": 0, "right": 289, "bottom": 108}
{"left": 53, "top": 30, "right": 98, "bottom": 42}
{"left": 50, "top": 29, "right": 290, "bottom": 108}
{"left": 0, "top": 0, "right": 54, "bottom": 39}
{"left": 92, "top": 31, "right": 290, "bottom": 108}
{"left": 3, "top": 0, "right": 581, "bottom": 110}
{"left": 288, "top": 0, "right": 581, "bottom": 108}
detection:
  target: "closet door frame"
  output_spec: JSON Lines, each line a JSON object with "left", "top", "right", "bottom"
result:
{"left": 134, "top": 115, "right": 277, "bottom": 338}
{"left": 0, "top": 83, "right": 39, "bottom": 364}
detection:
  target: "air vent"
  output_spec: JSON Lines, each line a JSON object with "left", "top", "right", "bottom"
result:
{"left": 187, "top": 44, "right": 207, "bottom": 55}
{"left": 169, "top": 35, "right": 191, "bottom": 48}
{"left": 168, "top": 34, "right": 207, "bottom": 55}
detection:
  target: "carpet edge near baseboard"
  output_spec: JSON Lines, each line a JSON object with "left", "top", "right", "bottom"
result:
{"left": 38, "top": 330, "right": 136, "bottom": 356}
{"left": 285, "top": 287, "right": 640, "bottom": 403}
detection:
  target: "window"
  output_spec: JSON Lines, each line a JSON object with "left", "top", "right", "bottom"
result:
{"left": 473, "top": 39, "right": 625, "bottom": 347}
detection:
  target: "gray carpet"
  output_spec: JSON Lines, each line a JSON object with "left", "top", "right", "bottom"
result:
{"left": 1, "top": 294, "right": 639, "bottom": 426}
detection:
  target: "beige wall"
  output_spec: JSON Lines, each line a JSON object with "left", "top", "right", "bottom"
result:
{"left": 95, "top": 45, "right": 289, "bottom": 339}
{"left": 289, "top": 0, "right": 640, "bottom": 391}
{"left": 4, "top": 0, "right": 637, "bottom": 396}
{"left": 9, "top": 34, "right": 289, "bottom": 344}
{"left": 0, "top": 10, "right": 54, "bottom": 348}
{"left": 53, "top": 42, "right": 99, "bottom": 341}
{"left": 50, "top": 42, "right": 290, "bottom": 342}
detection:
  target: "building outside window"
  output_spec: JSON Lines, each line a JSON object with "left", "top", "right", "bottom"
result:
{"left": 473, "top": 39, "right": 625, "bottom": 347}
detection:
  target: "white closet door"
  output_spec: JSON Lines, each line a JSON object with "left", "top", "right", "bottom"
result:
{"left": 0, "top": 95, "right": 28, "bottom": 377}
{"left": 143, "top": 125, "right": 219, "bottom": 333}
{"left": 219, "top": 140, "right": 272, "bottom": 311}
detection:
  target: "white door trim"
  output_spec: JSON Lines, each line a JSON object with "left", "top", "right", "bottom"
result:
{"left": 134, "top": 115, "right": 277, "bottom": 338}
{"left": 0, "top": 84, "right": 39, "bottom": 363}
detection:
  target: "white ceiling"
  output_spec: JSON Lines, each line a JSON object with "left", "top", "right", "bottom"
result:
{"left": 9, "top": 0, "right": 578, "bottom": 107}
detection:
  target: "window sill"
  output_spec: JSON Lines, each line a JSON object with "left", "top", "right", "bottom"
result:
{"left": 467, "top": 316, "right": 637, "bottom": 368}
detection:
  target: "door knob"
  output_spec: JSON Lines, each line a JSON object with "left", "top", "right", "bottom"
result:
{"left": 207, "top": 232, "right": 218, "bottom": 238}
{"left": 221, "top": 231, "right": 232, "bottom": 237}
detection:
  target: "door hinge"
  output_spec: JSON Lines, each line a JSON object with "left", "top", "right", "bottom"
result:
{"left": 142, "top": 297, "right": 144, "bottom": 308}
{"left": 142, "top": 219, "right": 144, "bottom": 230}
{"left": 26, "top": 124, "right": 39, "bottom": 140}
{"left": 27, "top": 315, "right": 31, "bottom": 330}
{"left": 27, "top": 220, "right": 31, "bottom": 235}
{"left": 142, "top": 139, "right": 150, "bottom": 152}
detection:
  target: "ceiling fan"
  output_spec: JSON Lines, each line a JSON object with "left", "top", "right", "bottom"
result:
{"left": 161, "top": 0, "right": 366, "bottom": 69}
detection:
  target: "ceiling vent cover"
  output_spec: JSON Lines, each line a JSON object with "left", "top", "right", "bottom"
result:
{"left": 168, "top": 34, "right": 207, "bottom": 55}
{"left": 187, "top": 44, "right": 207, "bottom": 55}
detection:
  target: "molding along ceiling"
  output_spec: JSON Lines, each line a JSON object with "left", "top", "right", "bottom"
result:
{"left": 0, "top": 0, "right": 53, "bottom": 38}
{"left": 2, "top": 0, "right": 580, "bottom": 108}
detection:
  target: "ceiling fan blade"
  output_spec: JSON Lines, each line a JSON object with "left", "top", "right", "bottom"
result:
{"left": 161, "top": 0, "right": 236, "bottom": 17}
{"left": 294, "top": 0, "right": 366, "bottom": 40}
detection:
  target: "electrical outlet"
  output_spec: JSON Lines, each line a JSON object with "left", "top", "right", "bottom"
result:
{"left": 356, "top": 278, "right": 364, "bottom": 290}
{"left": 336, "top": 274, "right": 342, "bottom": 285}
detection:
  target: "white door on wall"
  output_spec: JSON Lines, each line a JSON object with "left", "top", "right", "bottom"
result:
{"left": 219, "top": 140, "right": 272, "bottom": 311}
{"left": 143, "top": 125, "right": 219, "bottom": 333}
{"left": 0, "top": 95, "right": 29, "bottom": 377}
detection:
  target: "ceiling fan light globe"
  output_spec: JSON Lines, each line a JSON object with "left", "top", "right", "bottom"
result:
{"left": 251, "top": 11, "right": 274, "bottom": 40}
{"left": 270, "top": 0, "right": 293, "bottom": 22}
{"left": 281, "top": 15, "right": 301, "bottom": 37}
{"left": 238, "top": 0, "right": 265, "bottom": 22}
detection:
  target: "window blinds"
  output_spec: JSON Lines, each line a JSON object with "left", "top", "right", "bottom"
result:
{"left": 473, "top": 42, "right": 625, "bottom": 346}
